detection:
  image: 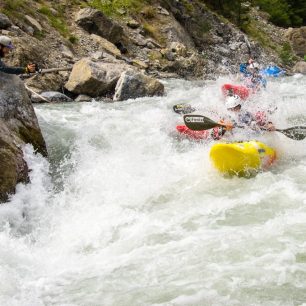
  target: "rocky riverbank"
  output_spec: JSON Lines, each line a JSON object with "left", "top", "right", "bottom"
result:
{"left": 0, "top": 0, "right": 304, "bottom": 102}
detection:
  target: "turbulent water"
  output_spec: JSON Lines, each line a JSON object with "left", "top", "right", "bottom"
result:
{"left": 1, "top": 75, "right": 306, "bottom": 306}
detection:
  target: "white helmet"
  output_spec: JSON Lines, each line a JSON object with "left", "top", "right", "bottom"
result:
{"left": 249, "top": 62, "right": 259, "bottom": 70}
{"left": 0, "top": 36, "right": 13, "bottom": 49}
{"left": 225, "top": 95, "right": 241, "bottom": 109}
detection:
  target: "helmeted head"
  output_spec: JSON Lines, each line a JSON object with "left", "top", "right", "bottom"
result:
{"left": 225, "top": 95, "right": 241, "bottom": 111}
{"left": 248, "top": 58, "right": 254, "bottom": 65}
{"left": 0, "top": 36, "right": 14, "bottom": 58}
{"left": 0, "top": 36, "right": 14, "bottom": 49}
{"left": 249, "top": 62, "right": 259, "bottom": 70}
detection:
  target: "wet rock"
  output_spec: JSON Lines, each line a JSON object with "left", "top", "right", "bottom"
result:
{"left": 113, "top": 70, "right": 164, "bottom": 101}
{"left": 0, "top": 73, "right": 47, "bottom": 203}
{"left": 75, "top": 94, "right": 92, "bottom": 102}
{"left": 0, "top": 13, "right": 12, "bottom": 29}
{"left": 293, "top": 61, "right": 306, "bottom": 74}
{"left": 31, "top": 91, "right": 73, "bottom": 103}
{"left": 76, "top": 8, "right": 123, "bottom": 44}
{"left": 65, "top": 58, "right": 131, "bottom": 97}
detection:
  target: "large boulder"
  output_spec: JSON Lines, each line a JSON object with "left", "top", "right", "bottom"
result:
{"left": 113, "top": 70, "right": 164, "bottom": 101}
{"left": 65, "top": 58, "right": 131, "bottom": 97}
{"left": 75, "top": 8, "right": 123, "bottom": 44}
{"left": 285, "top": 27, "right": 306, "bottom": 56}
{"left": 293, "top": 61, "right": 306, "bottom": 74}
{"left": 0, "top": 73, "right": 47, "bottom": 203}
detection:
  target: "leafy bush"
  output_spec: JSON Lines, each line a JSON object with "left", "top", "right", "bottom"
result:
{"left": 254, "top": 0, "right": 306, "bottom": 27}
{"left": 69, "top": 35, "right": 79, "bottom": 44}
{"left": 280, "top": 42, "right": 294, "bottom": 65}
{"left": 38, "top": 5, "right": 69, "bottom": 37}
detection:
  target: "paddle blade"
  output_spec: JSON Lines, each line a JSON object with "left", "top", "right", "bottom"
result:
{"left": 183, "top": 115, "right": 221, "bottom": 131}
{"left": 277, "top": 126, "right": 306, "bottom": 140}
{"left": 173, "top": 104, "right": 196, "bottom": 114}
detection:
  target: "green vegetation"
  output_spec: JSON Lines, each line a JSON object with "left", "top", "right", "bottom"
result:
{"left": 304, "top": 55, "right": 306, "bottom": 62}
{"left": 181, "top": 0, "right": 195, "bottom": 13}
{"left": 279, "top": 42, "right": 295, "bottom": 65}
{"left": 38, "top": 5, "right": 69, "bottom": 37}
{"left": 203, "top": 0, "right": 306, "bottom": 27}
{"left": 69, "top": 35, "right": 79, "bottom": 44}
{"left": 243, "top": 18, "right": 278, "bottom": 52}
{"left": 1, "top": 0, "right": 35, "bottom": 19}
{"left": 203, "top": 0, "right": 250, "bottom": 29}
{"left": 254, "top": 0, "right": 306, "bottom": 27}
{"left": 141, "top": 6, "right": 156, "bottom": 19}
{"left": 88, "top": 0, "right": 147, "bottom": 16}
{"left": 143, "top": 22, "right": 165, "bottom": 44}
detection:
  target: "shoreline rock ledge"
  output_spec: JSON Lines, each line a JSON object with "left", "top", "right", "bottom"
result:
{"left": 0, "top": 72, "right": 47, "bottom": 203}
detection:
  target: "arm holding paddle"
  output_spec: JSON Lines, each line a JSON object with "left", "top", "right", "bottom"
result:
{"left": 183, "top": 115, "right": 306, "bottom": 141}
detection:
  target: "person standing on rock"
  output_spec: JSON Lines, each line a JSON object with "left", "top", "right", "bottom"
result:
{"left": 0, "top": 36, "right": 36, "bottom": 74}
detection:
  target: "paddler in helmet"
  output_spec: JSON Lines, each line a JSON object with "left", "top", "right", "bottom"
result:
{"left": 244, "top": 62, "right": 267, "bottom": 90}
{"left": 220, "top": 95, "right": 275, "bottom": 133}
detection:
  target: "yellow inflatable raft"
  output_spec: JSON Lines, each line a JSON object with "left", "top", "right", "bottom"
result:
{"left": 210, "top": 140, "right": 276, "bottom": 176}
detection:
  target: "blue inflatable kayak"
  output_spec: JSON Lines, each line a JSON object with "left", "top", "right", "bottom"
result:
{"left": 261, "top": 66, "right": 285, "bottom": 77}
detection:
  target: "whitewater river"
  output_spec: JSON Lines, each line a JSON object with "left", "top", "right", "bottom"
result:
{"left": 1, "top": 76, "right": 306, "bottom": 306}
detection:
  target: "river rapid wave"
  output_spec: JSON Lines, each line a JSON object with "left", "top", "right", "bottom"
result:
{"left": 1, "top": 76, "right": 306, "bottom": 306}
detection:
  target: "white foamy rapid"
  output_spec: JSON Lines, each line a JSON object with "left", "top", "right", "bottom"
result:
{"left": 1, "top": 76, "right": 306, "bottom": 306}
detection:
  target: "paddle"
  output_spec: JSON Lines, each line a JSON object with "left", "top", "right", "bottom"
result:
{"left": 173, "top": 104, "right": 196, "bottom": 114}
{"left": 183, "top": 115, "right": 306, "bottom": 141}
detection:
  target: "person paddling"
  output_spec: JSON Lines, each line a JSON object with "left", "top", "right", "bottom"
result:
{"left": 244, "top": 62, "right": 267, "bottom": 90}
{"left": 220, "top": 95, "right": 275, "bottom": 133}
{"left": 0, "top": 36, "right": 36, "bottom": 75}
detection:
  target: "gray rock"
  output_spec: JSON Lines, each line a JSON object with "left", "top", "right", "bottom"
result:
{"left": 127, "top": 19, "right": 140, "bottom": 29}
{"left": 293, "top": 61, "right": 306, "bottom": 74}
{"left": 113, "top": 70, "right": 164, "bottom": 101}
{"left": 146, "top": 41, "right": 156, "bottom": 49}
{"left": 131, "top": 34, "right": 148, "bottom": 47}
{"left": 31, "top": 91, "right": 73, "bottom": 103}
{"left": 158, "top": 6, "right": 170, "bottom": 16}
{"left": 0, "top": 73, "right": 47, "bottom": 203}
{"left": 60, "top": 44, "right": 74, "bottom": 59}
{"left": 285, "top": 27, "right": 306, "bottom": 56}
{"left": 76, "top": 8, "right": 123, "bottom": 44}
{"left": 24, "top": 25, "right": 34, "bottom": 36}
{"left": 65, "top": 58, "right": 131, "bottom": 97}
{"left": 0, "top": 13, "right": 12, "bottom": 29}
{"left": 25, "top": 15, "right": 42, "bottom": 32}
{"left": 75, "top": 94, "right": 92, "bottom": 102}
